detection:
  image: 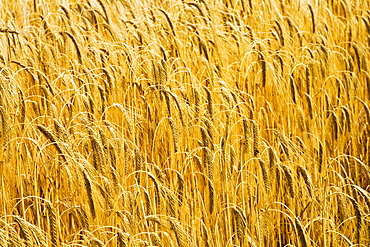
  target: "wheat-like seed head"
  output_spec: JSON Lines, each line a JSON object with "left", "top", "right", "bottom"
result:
{"left": 251, "top": 120, "right": 259, "bottom": 157}
{"left": 37, "top": 125, "right": 67, "bottom": 162}
{"left": 349, "top": 197, "right": 362, "bottom": 244}
{"left": 232, "top": 207, "right": 246, "bottom": 246}
{"left": 45, "top": 202, "right": 58, "bottom": 247}
{"left": 169, "top": 218, "right": 187, "bottom": 247}
{"left": 282, "top": 164, "right": 295, "bottom": 198}
{"left": 76, "top": 206, "right": 89, "bottom": 230}
{"left": 297, "top": 165, "right": 314, "bottom": 198}
{"left": 150, "top": 233, "right": 163, "bottom": 247}
{"left": 82, "top": 169, "right": 96, "bottom": 219}
{"left": 259, "top": 158, "right": 270, "bottom": 193}
{"left": 14, "top": 216, "right": 32, "bottom": 245}
{"left": 168, "top": 117, "right": 179, "bottom": 153}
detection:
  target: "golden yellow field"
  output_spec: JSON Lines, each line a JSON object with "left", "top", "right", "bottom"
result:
{"left": 0, "top": 0, "right": 369, "bottom": 246}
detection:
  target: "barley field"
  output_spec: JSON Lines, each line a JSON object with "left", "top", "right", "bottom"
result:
{"left": 0, "top": 0, "right": 369, "bottom": 246}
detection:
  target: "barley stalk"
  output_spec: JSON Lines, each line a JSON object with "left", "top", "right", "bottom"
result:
{"left": 295, "top": 217, "right": 307, "bottom": 247}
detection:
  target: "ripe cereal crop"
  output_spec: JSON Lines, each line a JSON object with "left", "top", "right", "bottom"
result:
{"left": 0, "top": 0, "right": 369, "bottom": 246}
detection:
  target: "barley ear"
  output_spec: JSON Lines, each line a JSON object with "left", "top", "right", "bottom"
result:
{"left": 305, "top": 93, "right": 313, "bottom": 119}
{"left": 82, "top": 169, "right": 96, "bottom": 219}
{"left": 259, "top": 158, "right": 270, "bottom": 192}
{"left": 205, "top": 87, "right": 213, "bottom": 121}
{"left": 289, "top": 75, "right": 297, "bottom": 103}
{"left": 336, "top": 191, "right": 349, "bottom": 222}
{"left": 282, "top": 164, "right": 295, "bottom": 198}
{"left": 37, "top": 125, "right": 67, "bottom": 162}
{"left": 18, "top": 88, "right": 26, "bottom": 126}
{"left": 192, "top": 87, "right": 200, "bottom": 120}
{"left": 274, "top": 20, "right": 284, "bottom": 46}
{"left": 143, "top": 189, "right": 152, "bottom": 216}
{"left": 251, "top": 120, "right": 259, "bottom": 157}
{"left": 330, "top": 112, "right": 339, "bottom": 140}
{"left": 0, "top": 106, "right": 7, "bottom": 159}
{"left": 150, "top": 233, "right": 163, "bottom": 247}
{"left": 169, "top": 218, "right": 187, "bottom": 247}
{"left": 342, "top": 106, "right": 352, "bottom": 133}
{"left": 117, "top": 232, "right": 127, "bottom": 247}
{"left": 46, "top": 202, "right": 58, "bottom": 247}
{"left": 297, "top": 165, "right": 313, "bottom": 198}
{"left": 259, "top": 52, "right": 267, "bottom": 87}
{"left": 268, "top": 147, "right": 276, "bottom": 169}
{"left": 76, "top": 206, "right": 89, "bottom": 230}
{"left": 14, "top": 216, "right": 32, "bottom": 245}
{"left": 349, "top": 197, "right": 362, "bottom": 244}
{"left": 168, "top": 117, "right": 179, "bottom": 153}
{"left": 318, "top": 142, "right": 323, "bottom": 173}
{"left": 177, "top": 173, "right": 184, "bottom": 207}
{"left": 232, "top": 207, "right": 247, "bottom": 246}
{"left": 208, "top": 179, "right": 215, "bottom": 215}
{"left": 308, "top": 4, "right": 315, "bottom": 33}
